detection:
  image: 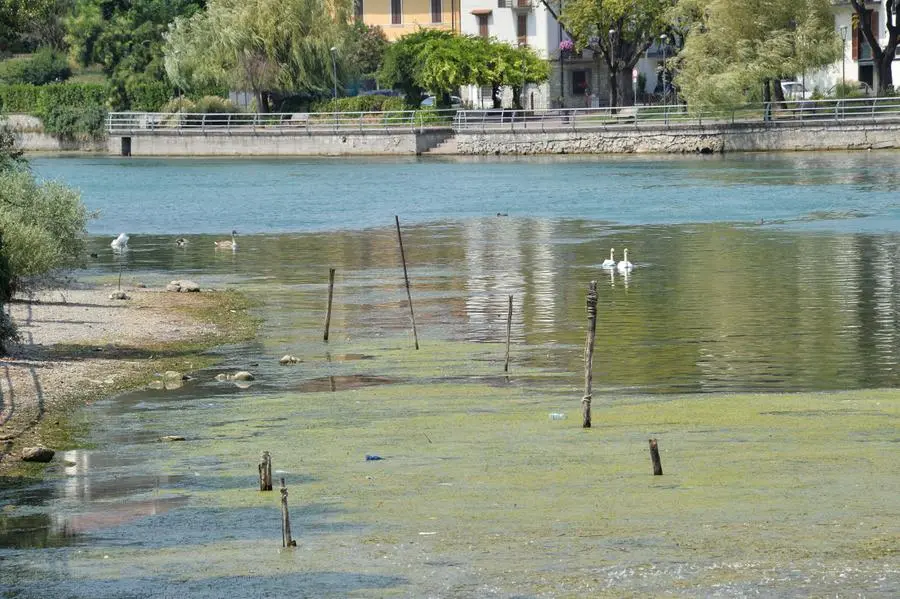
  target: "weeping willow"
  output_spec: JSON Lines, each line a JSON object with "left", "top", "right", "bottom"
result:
{"left": 675, "top": 0, "right": 841, "bottom": 108}
{"left": 164, "top": 0, "right": 353, "bottom": 111}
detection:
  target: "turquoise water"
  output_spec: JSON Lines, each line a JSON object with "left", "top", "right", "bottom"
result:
{"left": 31, "top": 152, "right": 900, "bottom": 235}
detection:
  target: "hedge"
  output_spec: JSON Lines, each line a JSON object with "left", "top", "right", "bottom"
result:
{"left": 310, "top": 94, "right": 406, "bottom": 113}
{"left": 0, "top": 83, "right": 109, "bottom": 117}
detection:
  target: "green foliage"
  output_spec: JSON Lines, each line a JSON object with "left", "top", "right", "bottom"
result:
{"left": 41, "top": 104, "right": 107, "bottom": 140}
{"left": 0, "top": 0, "right": 73, "bottom": 52}
{"left": 124, "top": 79, "right": 173, "bottom": 111}
{"left": 310, "top": 94, "right": 399, "bottom": 113}
{"left": 675, "top": 0, "right": 841, "bottom": 108}
{"left": 381, "top": 97, "right": 405, "bottom": 112}
{"left": 0, "top": 82, "right": 107, "bottom": 116}
{"left": 0, "top": 47, "right": 71, "bottom": 85}
{"left": 345, "top": 22, "right": 388, "bottom": 80}
{"left": 0, "top": 168, "right": 90, "bottom": 293}
{"left": 164, "top": 0, "right": 353, "bottom": 112}
{"left": 0, "top": 121, "right": 25, "bottom": 173}
{"left": 193, "top": 95, "right": 235, "bottom": 113}
{"left": 160, "top": 96, "right": 196, "bottom": 113}
{"left": 378, "top": 29, "right": 454, "bottom": 108}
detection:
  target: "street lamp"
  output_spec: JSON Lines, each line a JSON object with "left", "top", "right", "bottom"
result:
{"left": 609, "top": 28, "right": 616, "bottom": 106}
{"left": 839, "top": 26, "right": 848, "bottom": 87}
{"left": 329, "top": 47, "right": 338, "bottom": 101}
{"left": 660, "top": 34, "right": 668, "bottom": 103}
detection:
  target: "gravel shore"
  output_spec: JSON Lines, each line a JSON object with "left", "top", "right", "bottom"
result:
{"left": 0, "top": 285, "right": 225, "bottom": 469}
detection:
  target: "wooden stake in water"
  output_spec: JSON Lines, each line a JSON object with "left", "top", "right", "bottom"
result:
{"left": 280, "top": 477, "right": 297, "bottom": 547}
{"left": 504, "top": 295, "right": 513, "bottom": 372}
{"left": 582, "top": 281, "right": 598, "bottom": 428}
{"left": 323, "top": 268, "right": 336, "bottom": 341}
{"left": 395, "top": 215, "right": 419, "bottom": 350}
{"left": 258, "top": 451, "right": 272, "bottom": 491}
{"left": 649, "top": 438, "right": 663, "bottom": 475}
{"left": 117, "top": 262, "right": 124, "bottom": 291}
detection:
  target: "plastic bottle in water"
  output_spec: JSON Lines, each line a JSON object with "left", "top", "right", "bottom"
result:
{"left": 549, "top": 412, "right": 567, "bottom": 420}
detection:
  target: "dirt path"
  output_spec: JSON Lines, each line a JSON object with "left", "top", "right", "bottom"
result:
{"left": 0, "top": 284, "right": 244, "bottom": 471}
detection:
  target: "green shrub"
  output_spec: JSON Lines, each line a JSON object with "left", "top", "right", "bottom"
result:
{"left": 382, "top": 97, "right": 406, "bottom": 112}
{"left": 193, "top": 95, "right": 235, "bottom": 113}
{"left": 0, "top": 169, "right": 90, "bottom": 293}
{"left": 125, "top": 80, "right": 173, "bottom": 111}
{"left": 41, "top": 104, "right": 108, "bottom": 140}
{"left": 310, "top": 94, "right": 402, "bottom": 113}
{"left": 0, "top": 82, "right": 108, "bottom": 116}
{"left": 160, "top": 97, "right": 196, "bottom": 113}
{"left": 0, "top": 48, "right": 71, "bottom": 85}
{"left": 0, "top": 84, "right": 42, "bottom": 113}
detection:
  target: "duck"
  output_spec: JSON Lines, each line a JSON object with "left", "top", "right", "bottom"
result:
{"left": 601, "top": 248, "right": 616, "bottom": 269}
{"left": 214, "top": 230, "right": 238, "bottom": 249}
{"left": 616, "top": 248, "right": 633, "bottom": 273}
{"left": 175, "top": 237, "right": 188, "bottom": 247}
{"left": 110, "top": 233, "right": 129, "bottom": 250}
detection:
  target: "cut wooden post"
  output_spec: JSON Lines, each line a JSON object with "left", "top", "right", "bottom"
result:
{"left": 323, "top": 267, "right": 336, "bottom": 341}
{"left": 280, "top": 477, "right": 297, "bottom": 547}
{"left": 504, "top": 295, "right": 513, "bottom": 372}
{"left": 117, "top": 262, "right": 124, "bottom": 291}
{"left": 395, "top": 215, "right": 419, "bottom": 350}
{"left": 258, "top": 451, "right": 272, "bottom": 491}
{"left": 582, "top": 281, "right": 598, "bottom": 428}
{"left": 649, "top": 438, "right": 663, "bottom": 475}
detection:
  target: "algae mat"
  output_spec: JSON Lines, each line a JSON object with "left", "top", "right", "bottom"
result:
{"left": 2, "top": 373, "right": 897, "bottom": 597}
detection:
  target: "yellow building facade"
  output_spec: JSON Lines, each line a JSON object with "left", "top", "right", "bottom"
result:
{"left": 360, "top": 0, "right": 461, "bottom": 40}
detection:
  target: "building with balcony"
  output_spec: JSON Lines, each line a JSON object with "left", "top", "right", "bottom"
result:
{"left": 359, "top": 0, "right": 462, "bottom": 40}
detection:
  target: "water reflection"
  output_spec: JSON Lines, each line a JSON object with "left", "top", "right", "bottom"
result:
{"left": 81, "top": 220, "right": 900, "bottom": 394}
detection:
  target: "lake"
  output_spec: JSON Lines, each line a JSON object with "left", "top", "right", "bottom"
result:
{"left": 1, "top": 152, "right": 898, "bottom": 597}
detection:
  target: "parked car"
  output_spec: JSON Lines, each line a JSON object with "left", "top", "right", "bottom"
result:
{"left": 421, "top": 95, "right": 462, "bottom": 108}
{"left": 780, "top": 81, "right": 811, "bottom": 100}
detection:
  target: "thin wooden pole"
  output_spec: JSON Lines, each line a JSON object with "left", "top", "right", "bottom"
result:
{"left": 323, "top": 267, "right": 336, "bottom": 341}
{"left": 280, "top": 477, "right": 296, "bottom": 547}
{"left": 117, "top": 262, "right": 124, "bottom": 291}
{"left": 649, "top": 439, "right": 663, "bottom": 475}
{"left": 258, "top": 451, "right": 272, "bottom": 491}
{"left": 395, "top": 215, "right": 419, "bottom": 350}
{"left": 582, "top": 281, "right": 598, "bottom": 428}
{"left": 504, "top": 294, "right": 513, "bottom": 372}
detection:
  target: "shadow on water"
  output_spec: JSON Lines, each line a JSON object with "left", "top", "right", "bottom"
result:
{"left": 292, "top": 375, "right": 397, "bottom": 393}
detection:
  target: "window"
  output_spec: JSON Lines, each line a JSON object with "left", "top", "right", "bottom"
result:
{"left": 391, "top": 0, "right": 401, "bottom": 25}
{"left": 355, "top": 0, "right": 363, "bottom": 22}
{"left": 432, "top": 0, "right": 442, "bottom": 23}
{"left": 517, "top": 14, "right": 527, "bottom": 46}
{"left": 477, "top": 14, "right": 489, "bottom": 38}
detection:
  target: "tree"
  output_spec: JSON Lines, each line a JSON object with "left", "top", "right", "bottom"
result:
{"left": 66, "top": 0, "right": 205, "bottom": 106}
{"left": 165, "top": 0, "right": 352, "bottom": 112}
{"left": 675, "top": 0, "right": 840, "bottom": 108}
{"left": 562, "top": 0, "right": 673, "bottom": 107}
{"left": 0, "top": 0, "right": 73, "bottom": 52}
{"left": 851, "top": 0, "right": 899, "bottom": 94}
{"left": 345, "top": 22, "right": 388, "bottom": 84}
{"left": 378, "top": 29, "right": 455, "bottom": 108}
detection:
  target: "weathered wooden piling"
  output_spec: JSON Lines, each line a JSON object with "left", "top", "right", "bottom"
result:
{"left": 258, "top": 451, "right": 272, "bottom": 491}
{"left": 395, "top": 215, "right": 419, "bottom": 350}
{"left": 117, "top": 262, "right": 124, "bottom": 291}
{"left": 504, "top": 294, "right": 513, "bottom": 372}
{"left": 323, "top": 267, "right": 336, "bottom": 341}
{"left": 649, "top": 438, "right": 663, "bottom": 475}
{"left": 280, "top": 477, "right": 297, "bottom": 547}
{"left": 582, "top": 281, "right": 598, "bottom": 428}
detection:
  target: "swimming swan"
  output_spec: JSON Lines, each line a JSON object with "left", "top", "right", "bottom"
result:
{"left": 616, "top": 248, "right": 633, "bottom": 273}
{"left": 111, "top": 233, "right": 129, "bottom": 250}
{"left": 214, "top": 230, "right": 237, "bottom": 249}
{"left": 601, "top": 248, "right": 616, "bottom": 269}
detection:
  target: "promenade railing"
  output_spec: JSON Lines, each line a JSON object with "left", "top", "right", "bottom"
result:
{"left": 107, "top": 97, "right": 900, "bottom": 135}
{"left": 106, "top": 110, "right": 458, "bottom": 134}
{"left": 453, "top": 96, "right": 900, "bottom": 131}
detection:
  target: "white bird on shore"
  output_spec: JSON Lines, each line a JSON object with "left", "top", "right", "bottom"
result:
{"left": 617, "top": 248, "right": 633, "bottom": 273}
{"left": 111, "top": 233, "right": 129, "bottom": 250}
{"left": 214, "top": 230, "right": 237, "bottom": 250}
{"left": 601, "top": 248, "right": 616, "bottom": 269}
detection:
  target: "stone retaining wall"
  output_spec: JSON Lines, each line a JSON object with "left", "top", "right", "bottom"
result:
{"left": 456, "top": 120, "right": 900, "bottom": 155}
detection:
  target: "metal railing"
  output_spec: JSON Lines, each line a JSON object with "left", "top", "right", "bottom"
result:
{"left": 452, "top": 96, "right": 900, "bottom": 132}
{"left": 107, "top": 97, "right": 900, "bottom": 136}
{"left": 107, "top": 110, "right": 458, "bottom": 134}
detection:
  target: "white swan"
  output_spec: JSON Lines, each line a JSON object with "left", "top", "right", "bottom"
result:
{"left": 111, "top": 233, "right": 129, "bottom": 250}
{"left": 616, "top": 248, "right": 633, "bottom": 273}
{"left": 601, "top": 248, "right": 616, "bottom": 269}
{"left": 214, "top": 230, "right": 237, "bottom": 249}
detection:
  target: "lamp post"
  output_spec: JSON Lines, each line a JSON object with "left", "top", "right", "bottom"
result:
{"left": 329, "top": 47, "right": 338, "bottom": 101}
{"left": 839, "top": 25, "right": 848, "bottom": 87}
{"left": 609, "top": 28, "right": 616, "bottom": 107}
{"left": 660, "top": 34, "right": 668, "bottom": 103}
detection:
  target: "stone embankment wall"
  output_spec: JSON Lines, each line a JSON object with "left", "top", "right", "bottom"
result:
{"left": 109, "top": 129, "right": 454, "bottom": 156}
{"left": 6, "top": 114, "right": 107, "bottom": 152}
{"left": 456, "top": 120, "right": 900, "bottom": 155}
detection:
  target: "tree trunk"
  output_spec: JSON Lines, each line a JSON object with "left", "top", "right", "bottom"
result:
{"left": 512, "top": 85, "right": 523, "bottom": 109}
{"left": 492, "top": 85, "right": 502, "bottom": 109}
{"left": 877, "top": 53, "right": 895, "bottom": 93}
{"left": 608, "top": 69, "right": 619, "bottom": 108}
{"left": 772, "top": 79, "right": 785, "bottom": 103}
{"left": 619, "top": 71, "right": 634, "bottom": 106}
{"left": 255, "top": 90, "right": 269, "bottom": 113}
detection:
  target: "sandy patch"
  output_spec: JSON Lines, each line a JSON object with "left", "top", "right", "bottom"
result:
{"left": 0, "top": 285, "right": 220, "bottom": 465}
